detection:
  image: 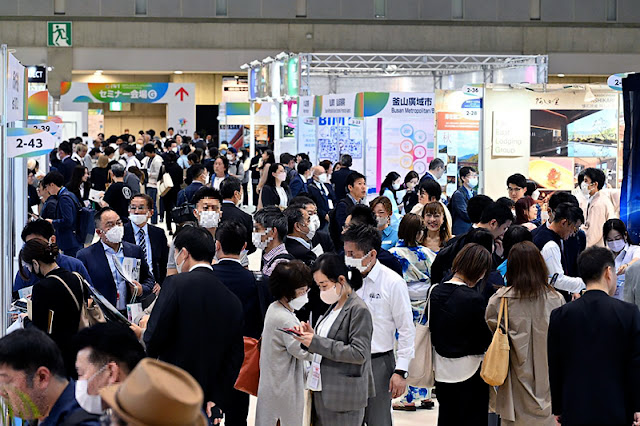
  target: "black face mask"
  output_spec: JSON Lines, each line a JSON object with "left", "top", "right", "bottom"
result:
{"left": 32, "top": 261, "right": 44, "bottom": 278}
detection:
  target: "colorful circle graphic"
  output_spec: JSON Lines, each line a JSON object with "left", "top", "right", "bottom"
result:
{"left": 400, "top": 140, "right": 414, "bottom": 153}
{"left": 414, "top": 161, "right": 427, "bottom": 175}
{"left": 400, "top": 155, "right": 414, "bottom": 169}
{"left": 414, "top": 130, "right": 427, "bottom": 143}
{"left": 413, "top": 146, "right": 427, "bottom": 159}
{"left": 400, "top": 124, "right": 414, "bottom": 137}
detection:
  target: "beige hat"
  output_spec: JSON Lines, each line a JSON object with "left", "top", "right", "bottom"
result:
{"left": 100, "top": 358, "right": 207, "bottom": 426}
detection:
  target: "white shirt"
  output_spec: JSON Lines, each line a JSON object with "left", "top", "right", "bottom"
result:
{"left": 131, "top": 222, "right": 153, "bottom": 273}
{"left": 144, "top": 155, "right": 164, "bottom": 188}
{"left": 189, "top": 263, "right": 213, "bottom": 272}
{"left": 276, "top": 186, "right": 288, "bottom": 208}
{"left": 101, "top": 241, "right": 127, "bottom": 310}
{"left": 433, "top": 280, "right": 484, "bottom": 383}
{"left": 126, "top": 155, "right": 141, "bottom": 170}
{"left": 541, "top": 240, "right": 585, "bottom": 293}
{"left": 310, "top": 307, "right": 343, "bottom": 391}
{"left": 314, "top": 180, "right": 334, "bottom": 210}
{"left": 356, "top": 261, "right": 415, "bottom": 370}
{"left": 212, "top": 176, "right": 225, "bottom": 191}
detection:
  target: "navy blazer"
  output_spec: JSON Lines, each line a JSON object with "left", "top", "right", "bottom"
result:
{"left": 289, "top": 174, "right": 308, "bottom": 198}
{"left": 450, "top": 186, "right": 475, "bottom": 236}
{"left": 176, "top": 181, "right": 204, "bottom": 206}
{"left": 308, "top": 180, "right": 337, "bottom": 226}
{"left": 59, "top": 157, "right": 79, "bottom": 184}
{"left": 123, "top": 222, "right": 169, "bottom": 284}
{"left": 77, "top": 241, "right": 154, "bottom": 306}
{"left": 331, "top": 167, "right": 352, "bottom": 201}
{"left": 53, "top": 188, "right": 82, "bottom": 253}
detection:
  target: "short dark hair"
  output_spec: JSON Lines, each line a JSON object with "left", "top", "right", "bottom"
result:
{"left": 398, "top": 213, "right": 423, "bottom": 247}
{"left": 215, "top": 155, "right": 229, "bottom": 172}
{"left": 297, "top": 160, "right": 312, "bottom": 175}
{"left": 467, "top": 195, "right": 493, "bottom": 224}
{"left": 131, "top": 193, "right": 153, "bottom": 210}
{"left": 181, "top": 144, "right": 191, "bottom": 155}
{"left": 319, "top": 160, "right": 332, "bottom": 172}
{"left": 269, "top": 260, "right": 313, "bottom": 301}
{"left": 280, "top": 153, "right": 294, "bottom": 164}
{"left": 124, "top": 144, "right": 137, "bottom": 154}
{"left": 215, "top": 221, "right": 247, "bottom": 255}
{"left": 496, "top": 197, "right": 515, "bottom": 210}
{"left": 143, "top": 143, "right": 155, "bottom": 154}
{"left": 463, "top": 227, "right": 495, "bottom": 253}
{"left": 502, "top": 225, "right": 533, "bottom": 258}
{"left": 289, "top": 195, "right": 316, "bottom": 210}
{"left": 168, "top": 127, "right": 174, "bottom": 131}
{"left": 578, "top": 246, "right": 615, "bottom": 285}
{"left": 220, "top": 176, "right": 242, "bottom": 199}
{"left": 190, "top": 163, "right": 207, "bottom": 180}
{"left": 192, "top": 186, "right": 222, "bottom": 206}
{"left": 343, "top": 224, "right": 381, "bottom": 253}
{"left": 103, "top": 146, "right": 115, "bottom": 156}
{"left": 187, "top": 152, "right": 199, "bottom": 164}
{"left": 296, "top": 153, "right": 310, "bottom": 162}
{"left": 548, "top": 191, "right": 579, "bottom": 211}
{"left": 348, "top": 205, "right": 377, "bottom": 227}
{"left": 506, "top": 173, "right": 527, "bottom": 189}
{"left": 21, "top": 219, "right": 55, "bottom": 242}
{"left": 58, "top": 141, "right": 72, "bottom": 155}
{"left": 254, "top": 206, "right": 288, "bottom": 241}
{"left": 584, "top": 167, "right": 606, "bottom": 191}
{"left": 346, "top": 171, "right": 366, "bottom": 190}
{"left": 283, "top": 206, "right": 305, "bottom": 234}
{"left": 552, "top": 202, "right": 584, "bottom": 225}
{"left": 0, "top": 329, "right": 66, "bottom": 379}
{"left": 418, "top": 179, "right": 441, "bottom": 201}
{"left": 459, "top": 166, "right": 475, "bottom": 179}
{"left": 429, "top": 158, "right": 444, "bottom": 171}
{"left": 312, "top": 253, "right": 364, "bottom": 291}
{"left": 479, "top": 202, "right": 513, "bottom": 226}
{"left": 340, "top": 154, "right": 353, "bottom": 167}
{"left": 42, "top": 170, "right": 65, "bottom": 188}
{"left": 174, "top": 226, "right": 216, "bottom": 262}
{"left": 73, "top": 323, "right": 145, "bottom": 374}
{"left": 95, "top": 207, "right": 117, "bottom": 228}
{"left": 451, "top": 243, "right": 492, "bottom": 284}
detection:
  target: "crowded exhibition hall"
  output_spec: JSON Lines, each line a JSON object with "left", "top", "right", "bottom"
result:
{"left": 2, "top": 1, "right": 640, "bottom": 425}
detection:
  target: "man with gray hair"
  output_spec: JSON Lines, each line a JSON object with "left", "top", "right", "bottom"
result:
{"left": 99, "top": 164, "right": 133, "bottom": 222}
{"left": 331, "top": 153, "right": 353, "bottom": 201}
{"left": 253, "top": 206, "right": 294, "bottom": 277}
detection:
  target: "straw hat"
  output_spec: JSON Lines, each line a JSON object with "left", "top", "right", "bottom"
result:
{"left": 99, "top": 358, "right": 207, "bottom": 426}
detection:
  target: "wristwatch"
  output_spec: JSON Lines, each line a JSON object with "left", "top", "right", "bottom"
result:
{"left": 394, "top": 369, "right": 408, "bottom": 379}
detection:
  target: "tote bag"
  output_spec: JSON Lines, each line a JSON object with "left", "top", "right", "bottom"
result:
{"left": 234, "top": 337, "right": 261, "bottom": 396}
{"left": 158, "top": 166, "right": 174, "bottom": 197}
{"left": 481, "top": 297, "right": 510, "bottom": 386}
{"left": 407, "top": 284, "right": 438, "bottom": 388}
{"left": 52, "top": 272, "right": 106, "bottom": 331}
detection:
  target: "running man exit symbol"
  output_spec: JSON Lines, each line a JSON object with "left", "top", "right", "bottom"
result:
{"left": 48, "top": 22, "right": 72, "bottom": 47}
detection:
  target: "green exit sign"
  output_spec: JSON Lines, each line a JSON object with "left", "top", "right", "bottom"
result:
{"left": 47, "top": 22, "right": 72, "bottom": 47}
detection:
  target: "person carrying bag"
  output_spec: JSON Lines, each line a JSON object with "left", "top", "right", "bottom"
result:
{"left": 481, "top": 297, "right": 509, "bottom": 386}
{"left": 407, "top": 284, "right": 438, "bottom": 388}
{"left": 52, "top": 271, "right": 106, "bottom": 331}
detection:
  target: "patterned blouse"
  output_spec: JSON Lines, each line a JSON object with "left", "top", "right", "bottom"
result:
{"left": 389, "top": 241, "right": 436, "bottom": 301}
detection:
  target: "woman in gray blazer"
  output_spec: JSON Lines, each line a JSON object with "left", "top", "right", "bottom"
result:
{"left": 294, "top": 253, "right": 375, "bottom": 426}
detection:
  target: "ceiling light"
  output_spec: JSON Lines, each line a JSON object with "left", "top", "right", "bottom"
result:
{"left": 305, "top": 32, "right": 313, "bottom": 40}
{"left": 47, "top": 66, "right": 54, "bottom": 72}
{"left": 240, "top": 63, "right": 249, "bottom": 70}
{"left": 174, "top": 70, "right": 183, "bottom": 74}
{"left": 94, "top": 70, "right": 103, "bottom": 75}
{"left": 557, "top": 73, "right": 565, "bottom": 78}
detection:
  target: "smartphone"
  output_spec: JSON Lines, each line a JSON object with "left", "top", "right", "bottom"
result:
{"left": 278, "top": 327, "right": 303, "bottom": 337}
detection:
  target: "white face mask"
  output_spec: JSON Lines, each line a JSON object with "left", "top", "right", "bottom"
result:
{"left": 105, "top": 225, "right": 124, "bottom": 244}
{"left": 392, "top": 182, "right": 401, "bottom": 191}
{"left": 468, "top": 177, "right": 479, "bottom": 188}
{"left": 129, "top": 214, "right": 148, "bottom": 226}
{"left": 237, "top": 152, "right": 243, "bottom": 159}
{"left": 252, "top": 228, "right": 273, "bottom": 250}
{"left": 75, "top": 365, "right": 107, "bottom": 414}
{"left": 531, "top": 190, "right": 541, "bottom": 201}
{"left": 309, "top": 214, "right": 321, "bottom": 233}
{"left": 318, "top": 173, "right": 328, "bottom": 184}
{"left": 276, "top": 172, "right": 287, "bottom": 182}
{"left": 289, "top": 293, "right": 308, "bottom": 311}
{"left": 227, "top": 154, "right": 234, "bottom": 161}
{"left": 581, "top": 181, "right": 591, "bottom": 196}
{"left": 377, "top": 216, "right": 389, "bottom": 228}
{"left": 198, "top": 210, "right": 220, "bottom": 229}
{"left": 320, "top": 284, "right": 342, "bottom": 305}
{"left": 175, "top": 248, "right": 187, "bottom": 274}
{"left": 607, "top": 239, "right": 626, "bottom": 253}
{"left": 345, "top": 251, "right": 372, "bottom": 273}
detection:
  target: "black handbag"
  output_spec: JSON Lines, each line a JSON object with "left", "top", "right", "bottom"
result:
{"left": 170, "top": 203, "right": 196, "bottom": 224}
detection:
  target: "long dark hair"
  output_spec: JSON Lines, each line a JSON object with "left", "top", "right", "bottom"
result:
{"left": 265, "top": 163, "right": 285, "bottom": 188}
{"left": 603, "top": 218, "right": 633, "bottom": 245}
{"left": 380, "top": 171, "right": 401, "bottom": 198}
{"left": 263, "top": 149, "right": 275, "bottom": 166}
{"left": 311, "top": 253, "right": 363, "bottom": 291}
{"left": 68, "top": 165, "right": 90, "bottom": 194}
{"left": 19, "top": 239, "right": 59, "bottom": 280}
{"left": 506, "top": 241, "right": 553, "bottom": 298}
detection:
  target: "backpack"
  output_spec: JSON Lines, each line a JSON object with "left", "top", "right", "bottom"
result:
{"left": 60, "top": 191, "right": 96, "bottom": 245}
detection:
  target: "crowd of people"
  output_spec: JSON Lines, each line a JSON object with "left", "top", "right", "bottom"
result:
{"left": 7, "top": 128, "right": 640, "bottom": 426}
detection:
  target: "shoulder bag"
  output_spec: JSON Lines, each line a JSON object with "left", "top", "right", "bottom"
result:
{"left": 52, "top": 272, "right": 106, "bottom": 331}
{"left": 158, "top": 165, "right": 174, "bottom": 197}
{"left": 480, "top": 297, "right": 510, "bottom": 386}
{"left": 234, "top": 337, "right": 261, "bottom": 396}
{"left": 407, "top": 283, "right": 438, "bottom": 388}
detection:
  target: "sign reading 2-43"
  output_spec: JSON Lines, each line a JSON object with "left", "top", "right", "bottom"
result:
{"left": 7, "top": 128, "right": 56, "bottom": 158}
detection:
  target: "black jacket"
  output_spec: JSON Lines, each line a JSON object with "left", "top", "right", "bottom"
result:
{"left": 331, "top": 167, "right": 352, "bottom": 201}
{"left": 123, "top": 222, "right": 169, "bottom": 284}
{"left": 260, "top": 184, "right": 289, "bottom": 208}
{"left": 329, "top": 196, "right": 356, "bottom": 250}
{"left": 90, "top": 167, "right": 109, "bottom": 191}
{"left": 307, "top": 180, "right": 337, "bottom": 227}
{"left": 429, "top": 282, "right": 492, "bottom": 359}
{"left": 285, "top": 237, "right": 317, "bottom": 266}
{"left": 144, "top": 267, "right": 245, "bottom": 410}
{"left": 221, "top": 201, "right": 256, "bottom": 254}
{"left": 548, "top": 290, "right": 640, "bottom": 425}
{"left": 212, "top": 259, "right": 264, "bottom": 339}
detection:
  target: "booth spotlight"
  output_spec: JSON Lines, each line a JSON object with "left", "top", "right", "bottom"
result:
{"left": 276, "top": 52, "right": 289, "bottom": 60}
{"left": 47, "top": 66, "right": 54, "bottom": 72}
{"left": 250, "top": 60, "right": 261, "bottom": 67}
{"left": 240, "top": 63, "right": 250, "bottom": 70}
{"left": 94, "top": 70, "right": 103, "bottom": 75}
{"left": 174, "top": 70, "right": 183, "bottom": 74}
{"left": 557, "top": 73, "right": 565, "bottom": 78}
{"left": 263, "top": 56, "right": 274, "bottom": 64}
{"left": 584, "top": 85, "right": 596, "bottom": 103}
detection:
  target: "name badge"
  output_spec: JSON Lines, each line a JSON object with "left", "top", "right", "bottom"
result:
{"left": 306, "top": 359, "right": 322, "bottom": 391}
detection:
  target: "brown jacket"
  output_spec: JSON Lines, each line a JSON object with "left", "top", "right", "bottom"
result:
{"left": 485, "top": 286, "right": 565, "bottom": 425}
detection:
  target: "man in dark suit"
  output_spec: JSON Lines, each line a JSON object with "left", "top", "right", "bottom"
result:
{"left": 330, "top": 171, "right": 366, "bottom": 251}
{"left": 289, "top": 160, "right": 312, "bottom": 198}
{"left": 176, "top": 163, "right": 208, "bottom": 206}
{"left": 56, "top": 141, "right": 79, "bottom": 184}
{"left": 77, "top": 208, "right": 154, "bottom": 309}
{"left": 283, "top": 206, "right": 317, "bottom": 266}
{"left": 331, "top": 154, "right": 353, "bottom": 201}
{"left": 450, "top": 166, "right": 478, "bottom": 235}
{"left": 419, "top": 157, "right": 445, "bottom": 186}
{"left": 123, "top": 194, "right": 169, "bottom": 291}
{"left": 212, "top": 221, "right": 263, "bottom": 426}
{"left": 548, "top": 247, "right": 640, "bottom": 425}
{"left": 42, "top": 171, "right": 82, "bottom": 257}
{"left": 220, "top": 177, "right": 255, "bottom": 255}
{"left": 308, "top": 166, "right": 337, "bottom": 228}
{"left": 143, "top": 226, "right": 244, "bottom": 420}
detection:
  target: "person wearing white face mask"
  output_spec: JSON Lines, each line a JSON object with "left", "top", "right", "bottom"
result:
{"left": 450, "top": 166, "right": 478, "bottom": 236}
{"left": 73, "top": 323, "right": 146, "bottom": 419}
{"left": 581, "top": 167, "right": 614, "bottom": 248}
{"left": 343, "top": 224, "right": 415, "bottom": 426}
{"left": 256, "top": 260, "right": 314, "bottom": 426}
{"left": 603, "top": 219, "right": 640, "bottom": 300}
{"left": 258, "top": 162, "right": 290, "bottom": 210}
{"left": 284, "top": 205, "right": 318, "bottom": 266}
{"left": 226, "top": 147, "right": 245, "bottom": 181}
{"left": 380, "top": 171, "right": 403, "bottom": 216}
{"left": 292, "top": 253, "right": 374, "bottom": 425}
{"left": 371, "top": 196, "right": 399, "bottom": 250}
{"left": 253, "top": 206, "right": 294, "bottom": 277}
{"left": 308, "top": 166, "right": 337, "bottom": 228}
{"left": 123, "top": 194, "right": 169, "bottom": 294}
{"left": 77, "top": 208, "right": 153, "bottom": 311}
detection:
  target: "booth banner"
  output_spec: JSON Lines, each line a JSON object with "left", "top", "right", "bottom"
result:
{"left": 7, "top": 53, "right": 26, "bottom": 123}
{"left": 222, "top": 77, "right": 248, "bottom": 103}
{"left": 359, "top": 92, "right": 435, "bottom": 118}
{"left": 492, "top": 111, "right": 528, "bottom": 157}
{"left": 298, "top": 117, "right": 318, "bottom": 165}
{"left": 7, "top": 127, "right": 56, "bottom": 158}
{"left": 28, "top": 90, "right": 49, "bottom": 116}
{"left": 298, "top": 96, "right": 315, "bottom": 117}
{"left": 26, "top": 119, "right": 61, "bottom": 136}
{"left": 319, "top": 94, "right": 357, "bottom": 117}
{"left": 317, "top": 117, "right": 363, "bottom": 164}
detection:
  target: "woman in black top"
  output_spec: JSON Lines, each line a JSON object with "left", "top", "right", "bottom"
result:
{"left": 67, "top": 165, "right": 91, "bottom": 204}
{"left": 258, "top": 162, "right": 290, "bottom": 209}
{"left": 20, "top": 239, "right": 83, "bottom": 377}
{"left": 91, "top": 154, "right": 110, "bottom": 191}
{"left": 161, "top": 151, "right": 184, "bottom": 235}
{"left": 429, "top": 243, "right": 493, "bottom": 426}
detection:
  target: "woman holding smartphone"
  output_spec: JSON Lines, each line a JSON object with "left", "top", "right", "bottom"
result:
{"left": 256, "top": 260, "right": 313, "bottom": 426}
{"left": 293, "top": 253, "right": 374, "bottom": 425}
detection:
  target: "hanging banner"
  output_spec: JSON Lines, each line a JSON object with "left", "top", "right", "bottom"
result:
{"left": 27, "top": 90, "right": 49, "bottom": 116}
{"left": 7, "top": 128, "right": 56, "bottom": 158}
{"left": 319, "top": 94, "right": 357, "bottom": 117}
{"left": 357, "top": 92, "right": 435, "bottom": 118}
{"left": 298, "top": 96, "right": 315, "bottom": 117}
{"left": 26, "top": 119, "right": 61, "bottom": 136}
{"left": 7, "top": 53, "right": 25, "bottom": 123}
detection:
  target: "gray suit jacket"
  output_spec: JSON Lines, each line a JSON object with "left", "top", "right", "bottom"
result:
{"left": 308, "top": 292, "right": 375, "bottom": 412}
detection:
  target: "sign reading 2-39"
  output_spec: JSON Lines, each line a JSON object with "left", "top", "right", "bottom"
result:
{"left": 7, "top": 128, "right": 56, "bottom": 158}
